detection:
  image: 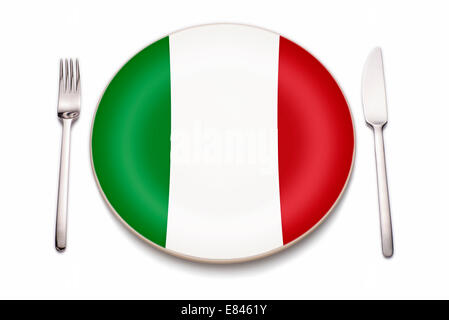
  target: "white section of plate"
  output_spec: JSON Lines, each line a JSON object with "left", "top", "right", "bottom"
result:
{"left": 165, "top": 24, "right": 283, "bottom": 259}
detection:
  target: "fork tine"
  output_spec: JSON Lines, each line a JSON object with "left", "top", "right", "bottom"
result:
{"left": 70, "top": 59, "right": 74, "bottom": 91}
{"left": 59, "top": 59, "right": 64, "bottom": 93}
{"left": 75, "top": 59, "right": 80, "bottom": 91}
{"left": 64, "top": 59, "right": 69, "bottom": 91}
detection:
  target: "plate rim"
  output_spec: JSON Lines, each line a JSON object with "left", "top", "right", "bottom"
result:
{"left": 89, "top": 22, "right": 356, "bottom": 263}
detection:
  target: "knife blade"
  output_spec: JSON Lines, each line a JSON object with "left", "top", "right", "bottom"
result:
{"left": 362, "top": 47, "right": 388, "bottom": 126}
{"left": 361, "top": 47, "right": 394, "bottom": 258}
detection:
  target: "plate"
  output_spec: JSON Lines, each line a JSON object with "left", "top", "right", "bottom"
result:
{"left": 91, "top": 24, "right": 354, "bottom": 263}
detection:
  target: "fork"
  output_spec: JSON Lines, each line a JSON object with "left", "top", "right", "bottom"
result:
{"left": 55, "top": 59, "right": 81, "bottom": 252}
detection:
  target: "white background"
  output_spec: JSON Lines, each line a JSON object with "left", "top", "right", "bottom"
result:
{"left": 0, "top": 0, "right": 447, "bottom": 299}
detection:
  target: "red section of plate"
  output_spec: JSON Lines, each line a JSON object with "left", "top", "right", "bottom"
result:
{"left": 278, "top": 37, "right": 354, "bottom": 244}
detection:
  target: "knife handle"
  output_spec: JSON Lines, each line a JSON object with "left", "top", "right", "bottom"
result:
{"left": 373, "top": 125, "right": 394, "bottom": 257}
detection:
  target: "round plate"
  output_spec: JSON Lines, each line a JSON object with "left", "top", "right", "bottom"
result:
{"left": 91, "top": 24, "right": 354, "bottom": 263}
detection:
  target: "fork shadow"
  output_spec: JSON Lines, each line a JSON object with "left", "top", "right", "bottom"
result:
{"left": 95, "top": 153, "right": 357, "bottom": 276}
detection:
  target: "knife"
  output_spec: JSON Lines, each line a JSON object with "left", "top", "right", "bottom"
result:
{"left": 361, "top": 47, "right": 394, "bottom": 257}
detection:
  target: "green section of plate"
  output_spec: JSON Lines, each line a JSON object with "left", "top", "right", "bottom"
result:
{"left": 92, "top": 37, "right": 171, "bottom": 247}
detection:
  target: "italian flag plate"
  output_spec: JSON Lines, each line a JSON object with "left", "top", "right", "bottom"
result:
{"left": 91, "top": 24, "right": 354, "bottom": 262}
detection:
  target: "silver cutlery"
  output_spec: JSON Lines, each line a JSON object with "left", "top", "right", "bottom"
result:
{"left": 362, "top": 47, "right": 394, "bottom": 258}
{"left": 55, "top": 59, "right": 81, "bottom": 252}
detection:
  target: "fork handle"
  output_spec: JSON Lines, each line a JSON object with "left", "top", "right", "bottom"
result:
{"left": 373, "top": 125, "right": 393, "bottom": 257}
{"left": 56, "top": 118, "right": 73, "bottom": 252}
